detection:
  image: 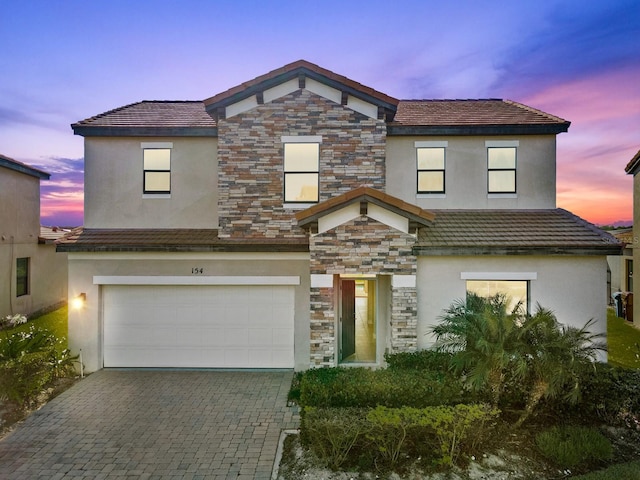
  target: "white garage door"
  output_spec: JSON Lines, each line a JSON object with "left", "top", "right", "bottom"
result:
{"left": 103, "top": 285, "right": 295, "bottom": 368}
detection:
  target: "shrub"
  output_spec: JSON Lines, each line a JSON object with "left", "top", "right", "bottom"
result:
{"left": 535, "top": 426, "right": 612, "bottom": 469}
{"left": 301, "top": 404, "right": 500, "bottom": 470}
{"left": 0, "top": 314, "right": 78, "bottom": 406}
{"left": 384, "top": 350, "right": 452, "bottom": 372}
{"left": 577, "top": 364, "right": 640, "bottom": 430}
{"left": 301, "top": 407, "right": 369, "bottom": 470}
{"left": 0, "top": 351, "right": 54, "bottom": 405}
{"left": 299, "top": 367, "right": 465, "bottom": 408}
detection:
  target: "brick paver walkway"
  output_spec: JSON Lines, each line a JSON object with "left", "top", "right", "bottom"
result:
{"left": 0, "top": 369, "right": 299, "bottom": 479}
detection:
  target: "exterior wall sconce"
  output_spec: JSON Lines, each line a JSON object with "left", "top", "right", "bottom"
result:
{"left": 72, "top": 293, "right": 86, "bottom": 309}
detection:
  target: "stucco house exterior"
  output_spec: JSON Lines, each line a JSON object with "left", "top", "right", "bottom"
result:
{"left": 625, "top": 149, "right": 640, "bottom": 327}
{"left": 0, "top": 154, "right": 68, "bottom": 318}
{"left": 59, "top": 60, "right": 622, "bottom": 372}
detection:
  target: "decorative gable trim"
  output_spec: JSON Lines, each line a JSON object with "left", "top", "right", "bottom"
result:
{"left": 297, "top": 186, "right": 435, "bottom": 233}
{"left": 205, "top": 60, "right": 398, "bottom": 121}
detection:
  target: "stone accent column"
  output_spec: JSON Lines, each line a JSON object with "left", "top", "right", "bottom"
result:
{"left": 310, "top": 287, "right": 335, "bottom": 366}
{"left": 390, "top": 286, "right": 418, "bottom": 353}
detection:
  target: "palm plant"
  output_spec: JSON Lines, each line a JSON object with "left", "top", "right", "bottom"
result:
{"left": 432, "top": 293, "right": 607, "bottom": 426}
{"left": 516, "top": 310, "right": 606, "bottom": 427}
{"left": 432, "top": 293, "right": 528, "bottom": 406}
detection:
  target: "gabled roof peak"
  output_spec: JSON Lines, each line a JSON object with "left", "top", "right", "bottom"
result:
{"left": 204, "top": 59, "right": 399, "bottom": 116}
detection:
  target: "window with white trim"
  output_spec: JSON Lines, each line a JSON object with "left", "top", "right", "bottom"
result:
{"left": 417, "top": 147, "right": 445, "bottom": 193}
{"left": 283, "top": 141, "right": 319, "bottom": 203}
{"left": 143, "top": 147, "right": 171, "bottom": 194}
{"left": 466, "top": 279, "right": 529, "bottom": 313}
{"left": 487, "top": 147, "right": 516, "bottom": 193}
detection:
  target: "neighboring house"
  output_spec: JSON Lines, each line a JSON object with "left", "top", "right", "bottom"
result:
{"left": 59, "top": 60, "right": 622, "bottom": 372}
{"left": 606, "top": 228, "right": 633, "bottom": 310}
{"left": 625, "top": 149, "right": 640, "bottom": 327}
{"left": 0, "top": 154, "right": 68, "bottom": 318}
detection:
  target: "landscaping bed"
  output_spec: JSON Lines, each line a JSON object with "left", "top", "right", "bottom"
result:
{"left": 278, "top": 303, "right": 640, "bottom": 479}
{"left": 0, "top": 306, "right": 81, "bottom": 440}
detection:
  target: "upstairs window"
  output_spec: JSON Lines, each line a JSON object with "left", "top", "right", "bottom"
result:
{"left": 417, "top": 147, "right": 445, "bottom": 194}
{"left": 487, "top": 147, "right": 516, "bottom": 193}
{"left": 143, "top": 147, "right": 171, "bottom": 194}
{"left": 16, "top": 257, "right": 29, "bottom": 297}
{"left": 284, "top": 142, "right": 319, "bottom": 203}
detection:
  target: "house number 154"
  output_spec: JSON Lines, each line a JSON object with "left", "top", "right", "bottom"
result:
{"left": 191, "top": 267, "right": 204, "bottom": 274}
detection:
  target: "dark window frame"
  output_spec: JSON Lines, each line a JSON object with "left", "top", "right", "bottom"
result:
{"left": 143, "top": 148, "right": 171, "bottom": 194}
{"left": 283, "top": 143, "right": 320, "bottom": 203}
{"left": 417, "top": 147, "right": 446, "bottom": 194}
{"left": 16, "top": 257, "right": 29, "bottom": 297}
{"left": 487, "top": 147, "right": 517, "bottom": 194}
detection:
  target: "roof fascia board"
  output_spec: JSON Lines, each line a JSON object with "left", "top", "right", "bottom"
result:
{"left": 56, "top": 243, "right": 310, "bottom": 253}
{"left": 72, "top": 126, "right": 218, "bottom": 137}
{"left": 413, "top": 246, "right": 624, "bottom": 256}
{"left": 388, "top": 124, "right": 570, "bottom": 136}
{"left": 0, "top": 157, "right": 50, "bottom": 179}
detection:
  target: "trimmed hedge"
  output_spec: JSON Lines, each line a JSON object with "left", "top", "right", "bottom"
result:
{"left": 299, "top": 367, "right": 466, "bottom": 408}
{"left": 301, "top": 404, "right": 500, "bottom": 470}
{"left": 535, "top": 425, "right": 612, "bottom": 469}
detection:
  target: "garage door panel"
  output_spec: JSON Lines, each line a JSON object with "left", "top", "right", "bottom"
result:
{"left": 103, "top": 285, "right": 295, "bottom": 368}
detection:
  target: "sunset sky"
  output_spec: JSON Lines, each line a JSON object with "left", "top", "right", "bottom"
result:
{"left": 0, "top": 0, "right": 638, "bottom": 227}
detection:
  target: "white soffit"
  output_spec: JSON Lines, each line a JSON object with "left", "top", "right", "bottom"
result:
{"left": 225, "top": 96, "right": 259, "bottom": 118}
{"left": 317, "top": 203, "right": 360, "bottom": 234}
{"left": 367, "top": 203, "right": 409, "bottom": 233}
{"left": 305, "top": 78, "right": 342, "bottom": 104}
{"left": 347, "top": 96, "right": 378, "bottom": 119}
{"left": 263, "top": 79, "right": 299, "bottom": 103}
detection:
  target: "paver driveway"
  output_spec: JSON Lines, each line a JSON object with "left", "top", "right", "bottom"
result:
{"left": 0, "top": 369, "right": 299, "bottom": 479}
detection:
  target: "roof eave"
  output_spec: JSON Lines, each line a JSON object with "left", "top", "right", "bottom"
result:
{"left": 71, "top": 126, "right": 218, "bottom": 137}
{"left": 56, "top": 243, "right": 309, "bottom": 253}
{"left": 413, "top": 245, "right": 624, "bottom": 256}
{"left": 388, "top": 123, "right": 571, "bottom": 136}
{"left": 0, "top": 156, "right": 50, "bottom": 179}
{"left": 625, "top": 150, "right": 640, "bottom": 175}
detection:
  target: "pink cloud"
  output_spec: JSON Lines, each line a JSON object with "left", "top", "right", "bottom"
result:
{"left": 521, "top": 65, "right": 639, "bottom": 225}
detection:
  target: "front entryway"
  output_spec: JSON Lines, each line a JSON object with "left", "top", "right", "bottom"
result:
{"left": 339, "top": 278, "right": 376, "bottom": 363}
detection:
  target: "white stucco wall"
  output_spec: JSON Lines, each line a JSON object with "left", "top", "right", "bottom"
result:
{"left": 83, "top": 137, "right": 218, "bottom": 228}
{"left": 417, "top": 255, "right": 608, "bottom": 360}
{"left": 386, "top": 135, "right": 557, "bottom": 210}
{"left": 67, "top": 252, "right": 310, "bottom": 372}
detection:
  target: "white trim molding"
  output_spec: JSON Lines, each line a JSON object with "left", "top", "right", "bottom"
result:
{"left": 414, "top": 141, "right": 448, "bottom": 148}
{"left": 485, "top": 140, "right": 519, "bottom": 147}
{"left": 93, "top": 275, "right": 301, "bottom": 286}
{"left": 311, "top": 274, "right": 334, "bottom": 288}
{"left": 392, "top": 275, "right": 416, "bottom": 288}
{"left": 461, "top": 272, "right": 537, "bottom": 280}
{"left": 281, "top": 135, "right": 323, "bottom": 143}
{"left": 141, "top": 142, "right": 173, "bottom": 149}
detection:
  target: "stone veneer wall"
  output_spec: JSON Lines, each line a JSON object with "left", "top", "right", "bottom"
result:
{"left": 309, "top": 217, "right": 418, "bottom": 366}
{"left": 216, "top": 89, "right": 386, "bottom": 238}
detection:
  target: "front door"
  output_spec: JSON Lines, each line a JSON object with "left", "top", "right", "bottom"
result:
{"left": 340, "top": 279, "right": 356, "bottom": 360}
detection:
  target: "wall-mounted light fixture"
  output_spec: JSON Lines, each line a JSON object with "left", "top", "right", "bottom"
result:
{"left": 71, "top": 293, "right": 86, "bottom": 310}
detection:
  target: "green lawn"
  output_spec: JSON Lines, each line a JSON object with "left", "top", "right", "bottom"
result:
{"left": 573, "top": 460, "right": 640, "bottom": 480}
{"left": 607, "top": 307, "right": 640, "bottom": 369}
{"left": 4, "top": 305, "right": 69, "bottom": 350}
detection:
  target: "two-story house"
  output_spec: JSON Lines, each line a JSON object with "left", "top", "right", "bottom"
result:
{"left": 59, "top": 60, "right": 621, "bottom": 372}
{"left": 1, "top": 154, "right": 68, "bottom": 318}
